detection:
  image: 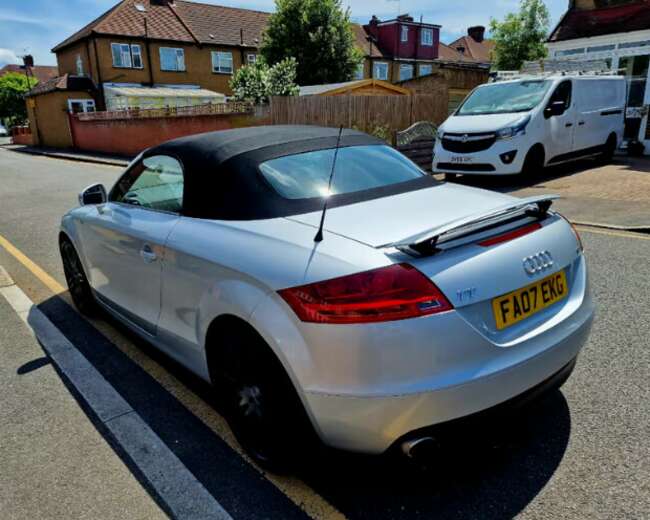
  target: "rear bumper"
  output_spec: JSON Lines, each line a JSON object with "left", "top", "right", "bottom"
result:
{"left": 303, "top": 310, "right": 592, "bottom": 453}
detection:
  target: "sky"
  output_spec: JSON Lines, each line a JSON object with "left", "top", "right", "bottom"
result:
{"left": 0, "top": 0, "right": 569, "bottom": 67}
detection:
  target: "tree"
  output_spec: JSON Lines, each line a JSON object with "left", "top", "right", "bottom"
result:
{"left": 261, "top": 0, "right": 362, "bottom": 86}
{"left": 490, "top": 0, "right": 550, "bottom": 70}
{"left": 230, "top": 57, "right": 299, "bottom": 104}
{"left": 0, "top": 72, "right": 37, "bottom": 127}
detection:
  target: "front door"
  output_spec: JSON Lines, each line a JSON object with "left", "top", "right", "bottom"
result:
{"left": 545, "top": 80, "right": 576, "bottom": 162}
{"left": 82, "top": 155, "right": 184, "bottom": 335}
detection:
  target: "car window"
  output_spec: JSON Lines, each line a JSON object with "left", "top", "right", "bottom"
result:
{"left": 259, "top": 145, "right": 424, "bottom": 200}
{"left": 549, "top": 81, "right": 572, "bottom": 109}
{"left": 111, "top": 155, "right": 184, "bottom": 213}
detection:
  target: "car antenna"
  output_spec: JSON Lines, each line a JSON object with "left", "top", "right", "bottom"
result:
{"left": 314, "top": 126, "right": 344, "bottom": 243}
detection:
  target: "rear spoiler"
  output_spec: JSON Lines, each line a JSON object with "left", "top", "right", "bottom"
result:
{"left": 379, "top": 194, "right": 560, "bottom": 254}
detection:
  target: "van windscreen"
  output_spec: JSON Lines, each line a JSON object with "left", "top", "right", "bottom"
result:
{"left": 457, "top": 80, "right": 552, "bottom": 115}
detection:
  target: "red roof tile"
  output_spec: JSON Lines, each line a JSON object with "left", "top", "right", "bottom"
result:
{"left": 549, "top": 1, "right": 650, "bottom": 42}
{"left": 25, "top": 74, "right": 97, "bottom": 97}
{"left": 52, "top": 0, "right": 270, "bottom": 52}
{"left": 0, "top": 64, "right": 59, "bottom": 83}
{"left": 447, "top": 35, "right": 494, "bottom": 63}
{"left": 352, "top": 24, "right": 386, "bottom": 58}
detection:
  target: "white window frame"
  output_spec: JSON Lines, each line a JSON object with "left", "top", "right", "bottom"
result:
{"left": 419, "top": 63, "right": 433, "bottom": 76}
{"left": 111, "top": 43, "right": 143, "bottom": 69}
{"left": 401, "top": 25, "right": 409, "bottom": 43}
{"left": 212, "top": 51, "right": 234, "bottom": 74}
{"left": 373, "top": 61, "right": 389, "bottom": 80}
{"left": 399, "top": 64, "right": 414, "bottom": 81}
{"left": 247, "top": 53, "right": 257, "bottom": 65}
{"left": 421, "top": 28, "right": 434, "bottom": 46}
{"left": 67, "top": 99, "right": 96, "bottom": 113}
{"left": 159, "top": 47, "right": 186, "bottom": 72}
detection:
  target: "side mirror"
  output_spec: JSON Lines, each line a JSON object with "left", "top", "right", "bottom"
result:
{"left": 545, "top": 101, "right": 566, "bottom": 119}
{"left": 79, "top": 183, "right": 107, "bottom": 206}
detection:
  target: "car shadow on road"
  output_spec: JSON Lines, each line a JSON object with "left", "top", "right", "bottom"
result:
{"left": 35, "top": 292, "right": 572, "bottom": 520}
{"left": 299, "top": 391, "right": 571, "bottom": 519}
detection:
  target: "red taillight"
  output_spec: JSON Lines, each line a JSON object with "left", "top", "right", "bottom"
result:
{"left": 478, "top": 222, "right": 542, "bottom": 247}
{"left": 278, "top": 263, "right": 453, "bottom": 324}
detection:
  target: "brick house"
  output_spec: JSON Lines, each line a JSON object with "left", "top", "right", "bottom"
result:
{"left": 51, "top": 0, "right": 269, "bottom": 110}
{"left": 447, "top": 26, "right": 494, "bottom": 65}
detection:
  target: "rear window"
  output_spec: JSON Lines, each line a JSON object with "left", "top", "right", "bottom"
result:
{"left": 259, "top": 145, "right": 424, "bottom": 200}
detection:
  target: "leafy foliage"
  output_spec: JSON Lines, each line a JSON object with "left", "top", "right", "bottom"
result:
{"left": 490, "top": 0, "right": 550, "bottom": 70}
{"left": 0, "top": 72, "right": 37, "bottom": 127}
{"left": 230, "top": 57, "right": 299, "bottom": 104}
{"left": 261, "top": 0, "right": 363, "bottom": 86}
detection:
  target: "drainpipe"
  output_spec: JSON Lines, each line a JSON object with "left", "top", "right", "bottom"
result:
{"left": 144, "top": 17, "right": 155, "bottom": 87}
{"left": 91, "top": 34, "right": 105, "bottom": 110}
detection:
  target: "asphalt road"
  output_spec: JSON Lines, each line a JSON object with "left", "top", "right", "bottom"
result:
{"left": 0, "top": 148, "right": 648, "bottom": 519}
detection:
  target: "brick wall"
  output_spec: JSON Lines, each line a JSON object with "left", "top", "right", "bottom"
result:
{"left": 69, "top": 109, "right": 269, "bottom": 156}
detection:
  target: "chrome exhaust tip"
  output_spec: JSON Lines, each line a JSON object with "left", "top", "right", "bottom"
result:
{"left": 401, "top": 436, "right": 437, "bottom": 459}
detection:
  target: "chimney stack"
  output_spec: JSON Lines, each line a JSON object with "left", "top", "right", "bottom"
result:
{"left": 467, "top": 25, "right": 485, "bottom": 43}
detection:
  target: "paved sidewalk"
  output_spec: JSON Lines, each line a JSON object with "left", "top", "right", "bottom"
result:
{"left": 0, "top": 285, "right": 164, "bottom": 519}
{"left": 2, "top": 144, "right": 130, "bottom": 167}
{"left": 511, "top": 157, "right": 650, "bottom": 229}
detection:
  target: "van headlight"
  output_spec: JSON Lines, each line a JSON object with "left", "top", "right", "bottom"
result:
{"left": 496, "top": 115, "right": 531, "bottom": 140}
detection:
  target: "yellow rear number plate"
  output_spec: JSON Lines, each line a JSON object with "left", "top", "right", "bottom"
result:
{"left": 492, "top": 271, "right": 568, "bottom": 330}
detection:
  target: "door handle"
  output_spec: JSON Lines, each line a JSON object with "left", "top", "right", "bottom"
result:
{"left": 140, "top": 244, "right": 157, "bottom": 263}
{"left": 565, "top": 123, "right": 573, "bottom": 127}
{"left": 578, "top": 121, "right": 585, "bottom": 126}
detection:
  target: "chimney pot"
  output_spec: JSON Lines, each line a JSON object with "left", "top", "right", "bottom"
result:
{"left": 467, "top": 25, "right": 485, "bottom": 43}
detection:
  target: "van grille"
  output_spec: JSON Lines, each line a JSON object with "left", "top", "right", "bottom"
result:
{"left": 441, "top": 133, "right": 496, "bottom": 153}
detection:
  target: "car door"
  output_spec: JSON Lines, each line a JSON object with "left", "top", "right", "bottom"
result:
{"left": 81, "top": 154, "right": 184, "bottom": 335}
{"left": 545, "top": 80, "right": 576, "bottom": 163}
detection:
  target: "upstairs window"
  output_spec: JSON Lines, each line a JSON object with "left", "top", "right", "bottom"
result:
{"left": 212, "top": 51, "right": 234, "bottom": 74}
{"left": 421, "top": 28, "right": 433, "bottom": 46}
{"left": 401, "top": 25, "right": 409, "bottom": 42}
{"left": 160, "top": 47, "right": 186, "bottom": 72}
{"left": 111, "top": 43, "right": 143, "bottom": 69}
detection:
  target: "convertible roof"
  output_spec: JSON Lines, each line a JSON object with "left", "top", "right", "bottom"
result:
{"left": 141, "top": 125, "right": 433, "bottom": 220}
{"left": 147, "top": 125, "right": 382, "bottom": 166}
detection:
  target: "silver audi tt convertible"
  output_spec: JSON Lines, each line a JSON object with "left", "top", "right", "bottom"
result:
{"left": 60, "top": 126, "right": 594, "bottom": 470}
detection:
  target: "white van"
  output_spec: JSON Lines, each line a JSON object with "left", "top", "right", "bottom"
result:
{"left": 433, "top": 75, "right": 626, "bottom": 177}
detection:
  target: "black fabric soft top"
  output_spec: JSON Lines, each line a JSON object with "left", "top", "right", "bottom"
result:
{"left": 142, "top": 125, "right": 436, "bottom": 220}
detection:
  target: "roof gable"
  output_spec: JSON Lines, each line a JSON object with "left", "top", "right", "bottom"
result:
{"left": 447, "top": 35, "right": 494, "bottom": 63}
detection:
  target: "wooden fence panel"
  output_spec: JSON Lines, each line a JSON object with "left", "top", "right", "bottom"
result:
{"left": 270, "top": 94, "right": 447, "bottom": 143}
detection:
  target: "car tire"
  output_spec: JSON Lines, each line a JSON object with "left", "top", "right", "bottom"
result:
{"left": 209, "top": 323, "right": 315, "bottom": 473}
{"left": 520, "top": 146, "right": 545, "bottom": 179}
{"left": 60, "top": 237, "right": 98, "bottom": 316}
{"left": 599, "top": 135, "right": 617, "bottom": 165}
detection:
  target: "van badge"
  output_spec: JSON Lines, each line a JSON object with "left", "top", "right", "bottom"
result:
{"left": 461, "top": 134, "right": 469, "bottom": 143}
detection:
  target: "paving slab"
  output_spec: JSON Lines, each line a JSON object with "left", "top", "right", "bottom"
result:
{"left": 0, "top": 296, "right": 165, "bottom": 520}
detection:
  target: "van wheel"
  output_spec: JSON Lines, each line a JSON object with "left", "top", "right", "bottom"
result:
{"left": 209, "top": 322, "right": 315, "bottom": 473}
{"left": 520, "top": 146, "right": 545, "bottom": 179}
{"left": 599, "top": 135, "right": 617, "bottom": 165}
{"left": 444, "top": 173, "right": 458, "bottom": 182}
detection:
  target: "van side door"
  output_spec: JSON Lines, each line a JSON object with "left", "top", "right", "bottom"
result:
{"left": 575, "top": 79, "right": 625, "bottom": 154}
{"left": 545, "top": 80, "right": 576, "bottom": 164}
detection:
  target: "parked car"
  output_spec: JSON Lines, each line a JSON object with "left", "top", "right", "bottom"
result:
{"left": 0, "top": 124, "right": 8, "bottom": 137}
{"left": 433, "top": 74, "right": 626, "bottom": 177}
{"left": 60, "top": 126, "right": 594, "bottom": 470}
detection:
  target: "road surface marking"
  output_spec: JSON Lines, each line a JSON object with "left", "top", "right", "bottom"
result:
{"left": 0, "top": 234, "right": 66, "bottom": 294}
{"left": 0, "top": 267, "right": 233, "bottom": 520}
{"left": 575, "top": 226, "right": 650, "bottom": 241}
{"left": 0, "top": 232, "right": 346, "bottom": 520}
